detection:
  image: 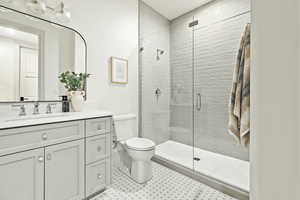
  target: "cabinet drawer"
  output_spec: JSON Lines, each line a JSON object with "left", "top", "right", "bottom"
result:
{"left": 0, "top": 121, "right": 84, "bottom": 156}
{"left": 86, "top": 118, "right": 111, "bottom": 137}
{"left": 86, "top": 134, "right": 111, "bottom": 164}
{"left": 86, "top": 159, "right": 106, "bottom": 197}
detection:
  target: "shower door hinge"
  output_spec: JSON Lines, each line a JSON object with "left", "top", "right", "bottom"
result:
{"left": 189, "top": 20, "right": 198, "bottom": 28}
{"left": 194, "top": 157, "right": 201, "bottom": 161}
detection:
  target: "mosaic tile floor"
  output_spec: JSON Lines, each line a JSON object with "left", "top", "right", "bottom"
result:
{"left": 93, "top": 162, "right": 238, "bottom": 200}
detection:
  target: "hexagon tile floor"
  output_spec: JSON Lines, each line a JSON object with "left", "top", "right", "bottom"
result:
{"left": 93, "top": 162, "right": 238, "bottom": 200}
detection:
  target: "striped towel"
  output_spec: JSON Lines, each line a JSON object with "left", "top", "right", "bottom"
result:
{"left": 228, "top": 24, "right": 251, "bottom": 147}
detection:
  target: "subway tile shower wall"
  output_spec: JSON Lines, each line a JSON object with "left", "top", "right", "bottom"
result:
{"left": 140, "top": 2, "right": 171, "bottom": 145}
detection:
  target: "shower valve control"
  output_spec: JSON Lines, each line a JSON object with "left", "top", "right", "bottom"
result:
{"left": 155, "top": 88, "right": 162, "bottom": 102}
{"left": 155, "top": 88, "right": 162, "bottom": 97}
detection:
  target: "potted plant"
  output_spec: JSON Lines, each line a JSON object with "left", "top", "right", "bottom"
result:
{"left": 59, "top": 71, "right": 90, "bottom": 112}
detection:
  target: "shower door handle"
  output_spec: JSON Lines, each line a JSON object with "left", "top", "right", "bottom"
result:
{"left": 196, "top": 93, "right": 201, "bottom": 111}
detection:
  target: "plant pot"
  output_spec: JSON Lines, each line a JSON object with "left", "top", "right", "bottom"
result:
{"left": 69, "top": 91, "right": 84, "bottom": 112}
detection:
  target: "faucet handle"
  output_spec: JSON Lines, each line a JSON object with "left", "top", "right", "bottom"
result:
{"left": 33, "top": 102, "right": 40, "bottom": 115}
{"left": 11, "top": 104, "right": 26, "bottom": 116}
{"left": 46, "top": 103, "right": 56, "bottom": 114}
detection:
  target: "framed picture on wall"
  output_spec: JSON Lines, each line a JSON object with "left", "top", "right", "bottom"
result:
{"left": 111, "top": 57, "right": 128, "bottom": 84}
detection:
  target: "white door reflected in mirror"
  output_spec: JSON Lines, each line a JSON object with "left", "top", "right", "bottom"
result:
{"left": 0, "top": 27, "right": 39, "bottom": 102}
{"left": 20, "top": 47, "right": 39, "bottom": 101}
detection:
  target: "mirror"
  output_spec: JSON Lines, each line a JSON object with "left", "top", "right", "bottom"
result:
{"left": 0, "top": 5, "right": 86, "bottom": 102}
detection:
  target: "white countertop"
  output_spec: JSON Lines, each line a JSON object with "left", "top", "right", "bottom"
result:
{"left": 0, "top": 110, "right": 113, "bottom": 130}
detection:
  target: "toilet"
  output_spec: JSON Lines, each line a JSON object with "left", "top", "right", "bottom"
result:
{"left": 113, "top": 114, "right": 156, "bottom": 184}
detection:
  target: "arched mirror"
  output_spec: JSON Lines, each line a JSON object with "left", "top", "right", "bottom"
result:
{"left": 0, "top": 5, "right": 87, "bottom": 102}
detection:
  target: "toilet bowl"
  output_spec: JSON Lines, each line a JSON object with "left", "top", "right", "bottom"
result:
{"left": 125, "top": 137, "right": 155, "bottom": 183}
{"left": 113, "top": 114, "right": 156, "bottom": 184}
{"left": 116, "top": 137, "right": 155, "bottom": 183}
{"left": 113, "top": 114, "right": 155, "bottom": 184}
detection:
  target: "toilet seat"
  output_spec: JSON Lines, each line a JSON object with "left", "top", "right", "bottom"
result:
{"left": 126, "top": 137, "right": 155, "bottom": 151}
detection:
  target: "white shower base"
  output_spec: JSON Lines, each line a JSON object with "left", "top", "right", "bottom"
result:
{"left": 155, "top": 140, "right": 249, "bottom": 193}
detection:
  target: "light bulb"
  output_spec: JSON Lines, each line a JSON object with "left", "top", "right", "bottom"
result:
{"left": 55, "top": 2, "right": 71, "bottom": 23}
{"left": 26, "top": 0, "right": 46, "bottom": 15}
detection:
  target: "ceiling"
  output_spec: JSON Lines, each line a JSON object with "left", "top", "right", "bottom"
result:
{"left": 142, "top": 0, "right": 213, "bottom": 20}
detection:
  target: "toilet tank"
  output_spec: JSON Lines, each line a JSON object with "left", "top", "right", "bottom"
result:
{"left": 113, "top": 114, "right": 138, "bottom": 141}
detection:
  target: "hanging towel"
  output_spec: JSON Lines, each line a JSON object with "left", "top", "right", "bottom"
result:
{"left": 228, "top": 24, "right": 251, "bottom": 147}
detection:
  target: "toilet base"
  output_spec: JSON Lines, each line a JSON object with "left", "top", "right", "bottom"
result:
{"left": 117, "top": 160, "right": 153, "bottom": 184}
{"left": 116, "top": 141, "right": 155, "bottom": 184}
{"left": 130, "top": 160, "right": 153, "bottom": 184}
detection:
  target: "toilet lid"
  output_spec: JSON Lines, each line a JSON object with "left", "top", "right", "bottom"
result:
{"left": 126, "top": 137, "right": 155, "bottom": 151}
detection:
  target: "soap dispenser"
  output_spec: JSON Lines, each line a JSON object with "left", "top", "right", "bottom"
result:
{"left": 61, "top": 95, "right": 70, "bottom": 112}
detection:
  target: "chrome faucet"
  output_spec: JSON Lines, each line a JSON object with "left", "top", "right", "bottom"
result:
{"left": 33, "top": 102, "right": 40, "bottom": 115}
{"left": 12, "top": 104, "right": 26, "bottom": 116}
{"left": 46, "top": 103, "right": 56, "bottom": 114}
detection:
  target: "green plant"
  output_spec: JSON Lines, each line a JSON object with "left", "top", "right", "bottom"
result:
{"left": 59, "top": 71, "right": 90, "bottom": 92}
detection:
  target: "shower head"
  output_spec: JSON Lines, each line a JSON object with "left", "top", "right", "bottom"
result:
{"left": 156, "top": 49, "right": 165, "bottom": 60}
{"left": 157, "top": 49, "right": 164, "bottom": 55}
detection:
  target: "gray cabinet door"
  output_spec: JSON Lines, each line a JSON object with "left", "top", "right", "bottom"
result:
{"left": 45, "top": 140, "right": 84, "bottom": 200}
{"left": 0, "top": 149, "right": 44, "bottom": 200}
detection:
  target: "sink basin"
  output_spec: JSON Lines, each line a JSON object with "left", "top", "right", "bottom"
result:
{"left": 5, "top": 113, "right": 68, "bottom": 122}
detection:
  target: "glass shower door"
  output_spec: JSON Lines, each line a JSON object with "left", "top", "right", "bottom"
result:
{"left": 192, "top": 13, "right": 251, "bottom": 172}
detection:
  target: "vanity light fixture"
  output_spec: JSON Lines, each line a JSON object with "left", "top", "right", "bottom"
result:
{"left": 25, "top": 0, "right": 71, "bottom": 23}
{"left": 55, "top": 2, "right": 71, "bottom": 23}
{"left": 26, "top": 0, "right": 46, "bottom": 15}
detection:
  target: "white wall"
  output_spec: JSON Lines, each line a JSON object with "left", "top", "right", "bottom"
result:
{"left": 67, "top": 0, "right": 139, "bottom": 120}
{"left": 251, "top": 0, "right": 299, "bottom": 199}
{"left": 0, "top": 0, "right": 139, "bottom": 128}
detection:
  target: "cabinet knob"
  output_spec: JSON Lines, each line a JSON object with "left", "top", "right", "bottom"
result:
{"left": 97, "top": 146, "right": 102, "bottom": 152}
{"left": 46, "top": 153, "right": 52, "bottom": 161}
{"left": 97, "top": 173, "right": 102, "bottom": 180}
{"left": 38, "top": 156, "right": 44, "bottom": 163}
{"left": 42, "top": 133, "right": 48, "bottom": 140}
{"left": 97, "top": 124, "right": 102, "bottom": 130}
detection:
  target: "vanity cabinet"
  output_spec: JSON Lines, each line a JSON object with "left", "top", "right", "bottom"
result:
{"left": 0, "top": 149, "right": 44, "bottom": 200}
{"left": 0, "top": 115, "right": 112, "bottom": 200}
{"left": 85, "top": 118, "right": 112, "bottom": 198}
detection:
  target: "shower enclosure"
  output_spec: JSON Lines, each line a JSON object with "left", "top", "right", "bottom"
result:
{"left": 139, "top": 0, "right": 250, "bottom": 198}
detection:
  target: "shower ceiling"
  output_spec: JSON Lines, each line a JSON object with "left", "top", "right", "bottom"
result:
{"left": 142, "top": 0, "right": 213, "bottom": 20}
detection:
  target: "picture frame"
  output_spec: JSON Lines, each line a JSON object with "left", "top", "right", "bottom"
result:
{"left": 111, "top": 57, "right": 128, "bottom": 84}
